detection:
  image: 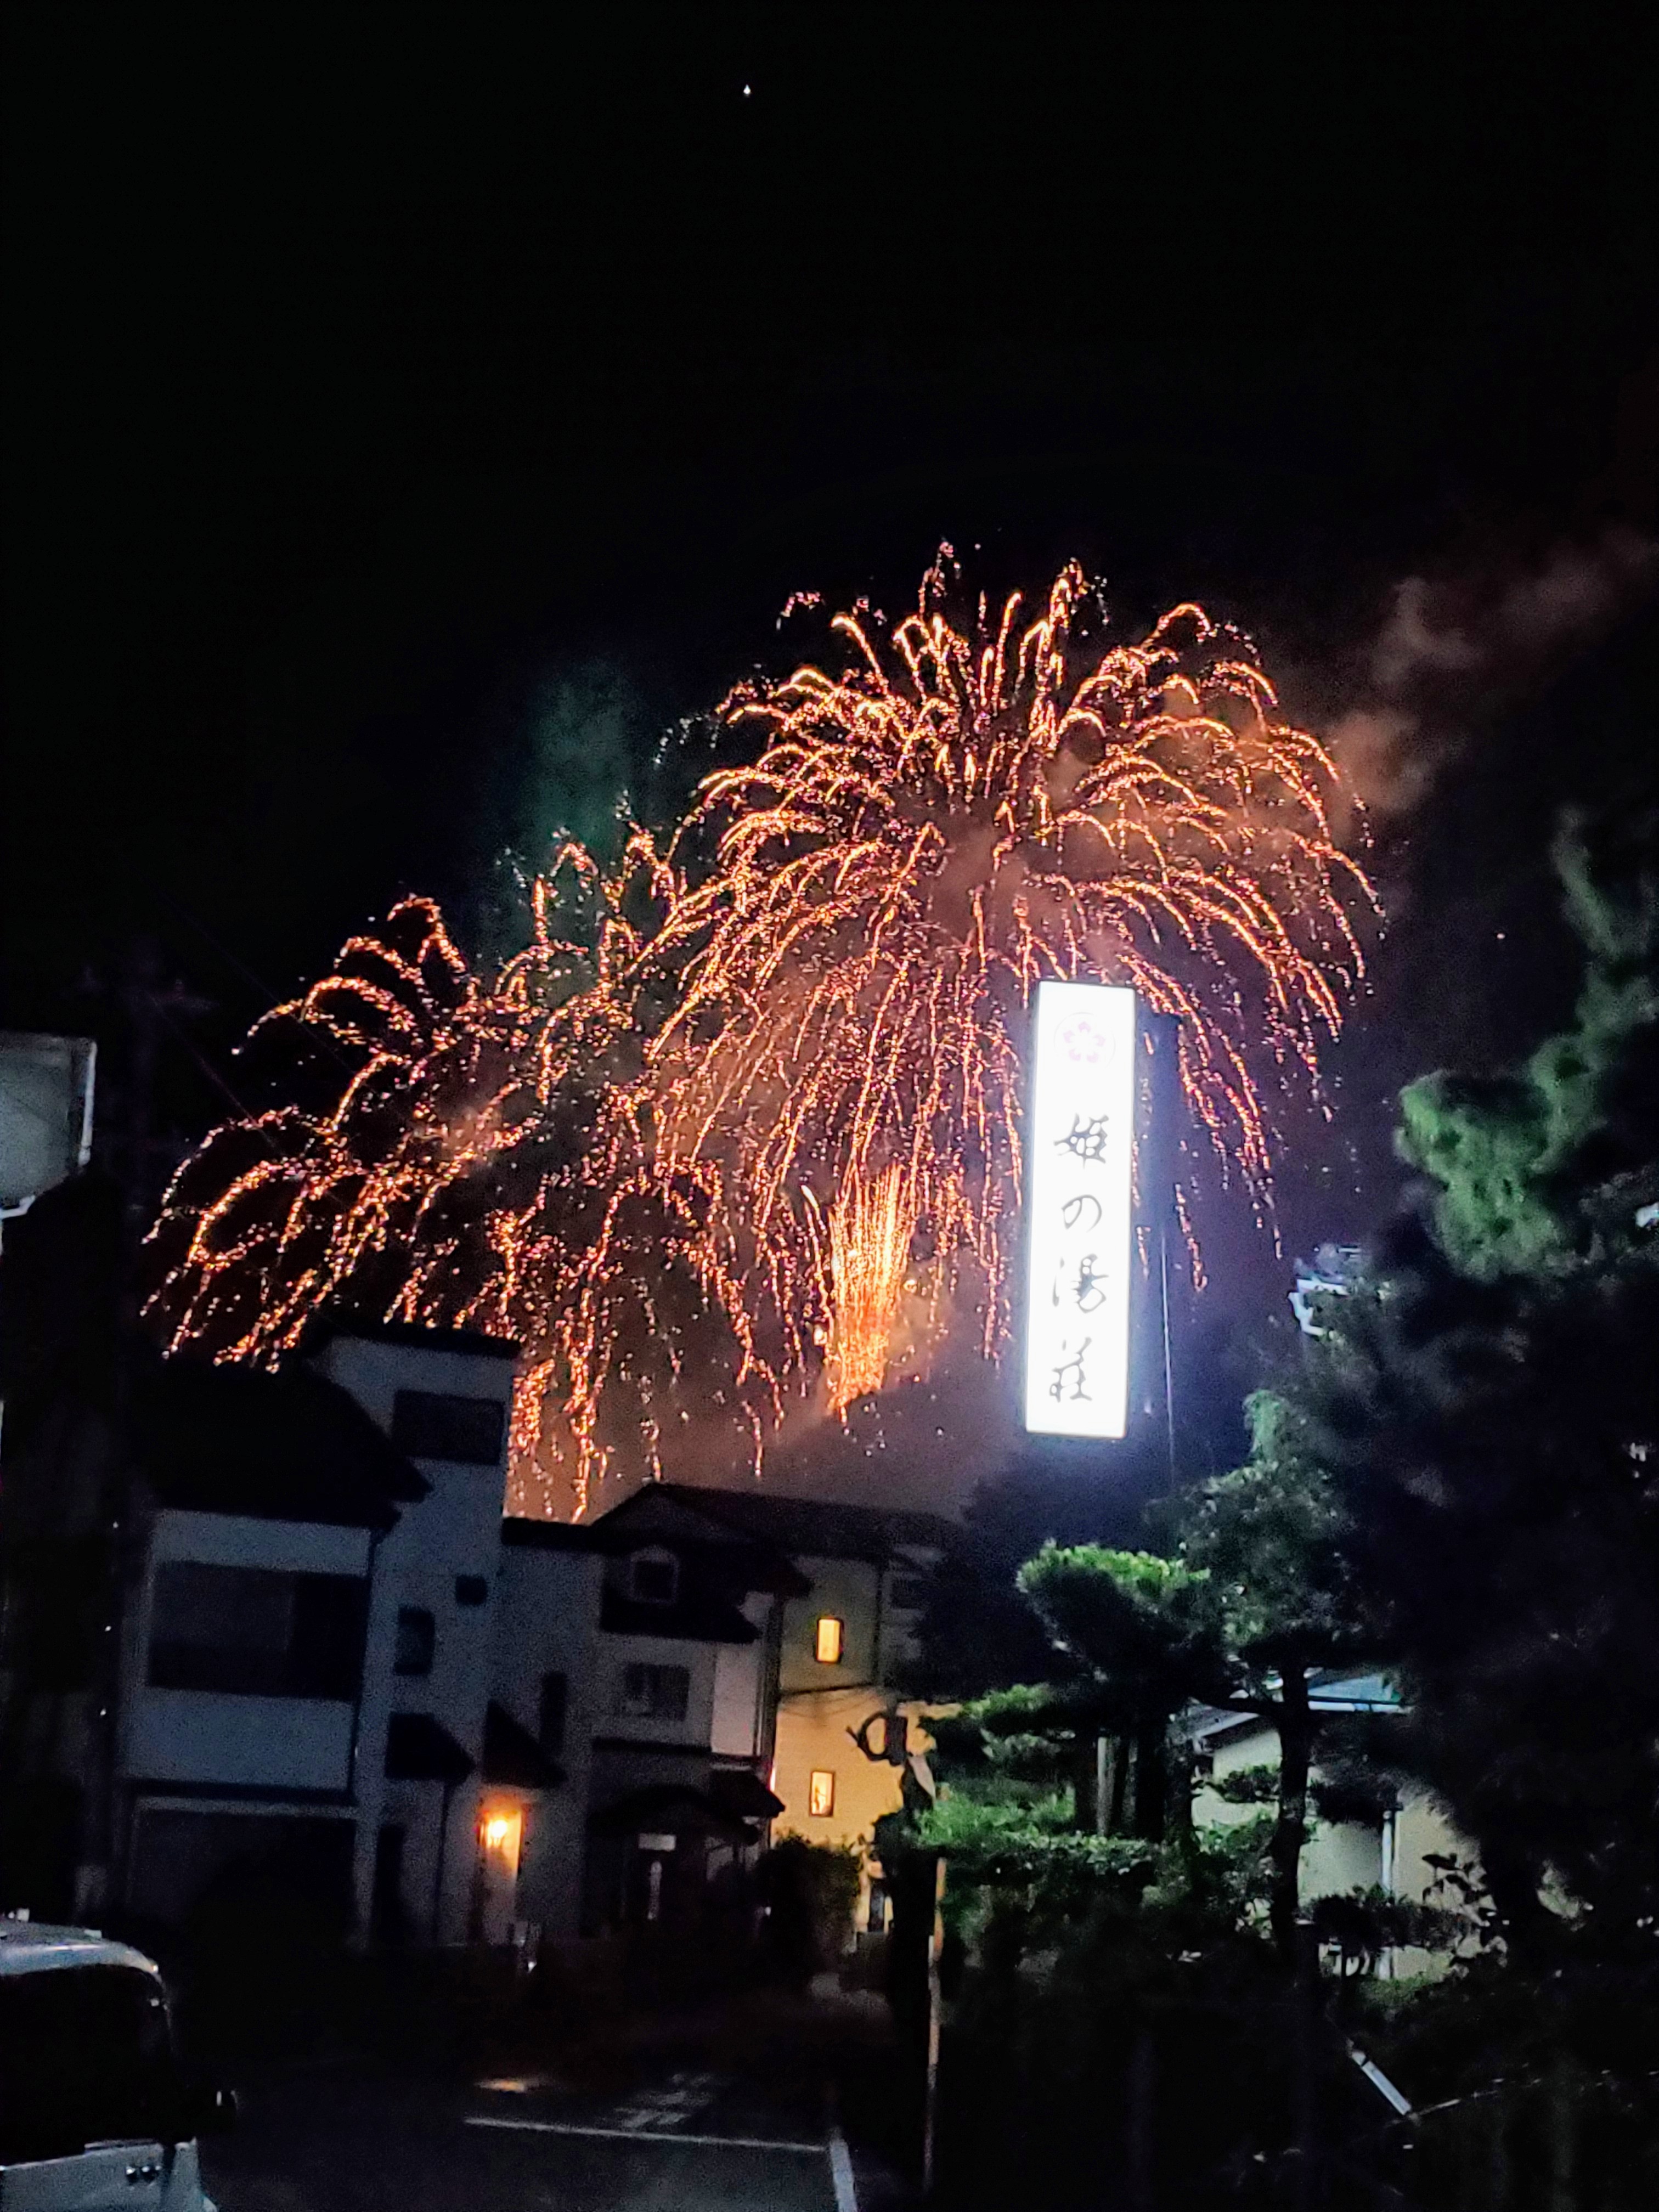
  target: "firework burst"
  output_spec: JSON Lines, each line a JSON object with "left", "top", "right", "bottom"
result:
{"left": 146, "top": 840, "right": 774, "bottom": 1514}
{"left": 649, "top": 552, "right": 1372, "bottom": 1375}
{"left": 146, "top": 556, "right": 1373, "bottom": 1515}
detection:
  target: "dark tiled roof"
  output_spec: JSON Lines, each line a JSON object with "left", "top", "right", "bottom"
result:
{"left": 559, "top": 1489, "right": 810, "bottom": 1593}
{"left": 482, "top": 1701, "right": 563, "bottom": 1788}
{"left": 137, "top": 1356, "right": 427, "bottom": 1529}
{"left": 615, "top": 1483, "right": 953, "bottom": 1565}
{"left": 308, "top": 1317, "right": 520, "bottom": 1361}
{"left": 385, "top": 1712, "right": 473, "bottom": 1782}
{"left": 708, "top": 1767, "right": 785, "bottom": 1821}
{"left": 588, "top": 1782, "right": 754, "bottom": 1841}
{"left": 600, "top": 1585, "right": 760, "bottom": 1644}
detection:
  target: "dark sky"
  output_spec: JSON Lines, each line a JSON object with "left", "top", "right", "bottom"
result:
{"left": 5, "top": 12, "right": 1658, "bottom": 1315}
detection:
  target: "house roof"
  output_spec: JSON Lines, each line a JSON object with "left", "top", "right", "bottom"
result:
{"left": 136, "top": 1355, "right": 428, "bottom": 1530}
{"left": 1306, "top": 1672, "right": 1400, "bottom": 1713}
{"left": 481, "top": 1700, "right": 563, "bottom": 1789}
{"left": 308, "top": 1317, "right": 520, "bottom": 1361}
{"left": 606, "top": 1482, "right": 953, "bottom": 1566}
{"left": 571, "top": 1488, "right": 808, "bottom": 1593}
{"left": 1188, "top": 1671, "right": 1403, "bottom": 1746}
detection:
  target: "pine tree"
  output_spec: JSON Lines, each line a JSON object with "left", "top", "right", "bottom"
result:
{"left": 1306, "top": 810, "right": 1659, "bottom": 1953}
{"left": 1396, "top": 810, "right": 1659, "bottom": 1278}
{"left": 914, "top": 1399, "right": 1369, "bottom": 1963}
{"left": 1015, "top": 1543, "right": 1229, "bottom": 1843}
{"left": 1182, "top": 1390, "right": 1367, "bottom": 1957}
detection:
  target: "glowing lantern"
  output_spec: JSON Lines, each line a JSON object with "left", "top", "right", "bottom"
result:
{"left": 479, "top": 1805, "right": 522, "bottom": 1874}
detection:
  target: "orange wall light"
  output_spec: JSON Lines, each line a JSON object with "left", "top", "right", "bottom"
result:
{"left": 479, "top": 1804, "right": 523, "bottom": 1874}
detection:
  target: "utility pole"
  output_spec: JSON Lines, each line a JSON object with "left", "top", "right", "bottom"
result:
{"left": 1141, "top": 1008, "right": 1184, "bottom": 1495}
{"left": 80, "top": 943, "right": 211, "bottom": 1915}
{"left": 919, "top": 1852, "right": 946, "bottom": 2198}
{"left": 1291, "top": 1917, "right": 1321, "bottom": 2212}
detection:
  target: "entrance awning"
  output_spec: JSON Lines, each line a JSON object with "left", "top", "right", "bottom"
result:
{"left": 385, "top": 1712, "right": 474, "bottom": 1783}
{"left": 708, "top": 1768, "right": 785, "bottom": 1822}
{"left": 482, "top": 1700, "right": 563, "bottom": 1788}
{"left": 589, "top": 1783, "right": 754, "bottom": 1843}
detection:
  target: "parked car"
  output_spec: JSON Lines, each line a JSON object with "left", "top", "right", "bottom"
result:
{"left": 0, "top": 1917, "right": 233, "bottom": 2210}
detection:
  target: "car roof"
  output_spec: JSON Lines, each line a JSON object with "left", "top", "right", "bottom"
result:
{"left": 0, "top": 1919, "right": 162, "bottom": 1979}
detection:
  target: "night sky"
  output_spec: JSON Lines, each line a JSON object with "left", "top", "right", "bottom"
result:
{"left": 6, "top": 15, "right": 1658, "bottom": 1483}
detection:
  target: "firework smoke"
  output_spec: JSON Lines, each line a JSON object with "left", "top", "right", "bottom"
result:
{"left": 1326, "top": 528, "right": 1658, "bottom": 824}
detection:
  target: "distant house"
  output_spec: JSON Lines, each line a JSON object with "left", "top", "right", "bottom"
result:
{"left": 507, "top": 1485, "right": 949, "bottom": 1938}
{"left": 121, "top": 1322, "right": 550, "bottom": 1948}
{"left": 119, "top": 1351, "right": 427, "bottom": 1942}
{"left": 0, "top": 1302, "right": 566, "bottom": 1946}
{"left": 665, "top": 1488, "right": 947, "bottom": 1930}
{"left": 496, "top": 1486, "right": 789, "bottom": 1938}
{"left": 1190, "top": 1672, "right": 1471, "bottom": 1972}
{"left": 2, "top": 1275, "right": 950, "bottom": 1951}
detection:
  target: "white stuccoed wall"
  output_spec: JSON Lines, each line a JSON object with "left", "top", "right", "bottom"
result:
{"left": 491, "top": 1533, "right": 601, "bottom": 1938}
{"left": 122, "top": 1508, "right": 374, "bottom": 1795}
{"left": 313, "top": 1333, "right": 514, "bottom": 1944}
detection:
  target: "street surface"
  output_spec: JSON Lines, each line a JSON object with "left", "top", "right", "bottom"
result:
{"left": 200, "top": 2050, "right": 866, "bottom": 2211}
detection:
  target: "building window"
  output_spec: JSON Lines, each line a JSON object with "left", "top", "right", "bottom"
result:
{"left": 538, "top": 1671, "right": 568, "bottom": 1756}
{"left": 889, "top": 1575, "right": 929, "bottom": 1611}
{"left": 390, "top": 1389, "right": 506, "bottom": 1466}
{"left": 393, "top": 1606, "right": 436, "bottom": 1677}
{"left": 617, "top": 1662, "right": 690, "bottom": 1722}
{"left": 147, "top": 1562, "right": 367, "bottom": 1700}
{"left": 629, "top": 1550, "right": 679, "bottom": 1605}
{"left": 453, "top": 1574, "right": 489, "bottom": 1607}
{"left": 808, "top": 1769, "right": 836, "bottom": 1818}
{"left": 815, "top": 1615, "right": 844, "bottom": 1664}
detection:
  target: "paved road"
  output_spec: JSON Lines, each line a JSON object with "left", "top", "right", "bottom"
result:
{"left": 200, "top": 2053, "right": 859, "bottom": 2211}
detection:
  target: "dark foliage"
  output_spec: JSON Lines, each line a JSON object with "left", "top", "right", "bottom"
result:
{"left": 1305, "top": 812, "right": 1659, "bottom": 1950}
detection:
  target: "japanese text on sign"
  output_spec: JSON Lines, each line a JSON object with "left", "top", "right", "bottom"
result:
{"left": 1022, "top": 981, "right": 1136, "bottom": 1438}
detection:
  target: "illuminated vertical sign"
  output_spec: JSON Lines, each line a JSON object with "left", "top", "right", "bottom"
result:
{"left": 1023, "top": 980, "right": 1137, "bottom": 1439}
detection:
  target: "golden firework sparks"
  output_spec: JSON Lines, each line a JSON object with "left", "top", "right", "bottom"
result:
{"left": 146, "top": 841, "right": 775, "bottom": 1517}
{"left": 650, "top": 552, "right": 1373, "bottom": 1378}
{"left": 817, "top": 1165, "right": 919, "bottom": 1417}
{"left": 145, "top": 557, "right": 1374, "bottom": 1516}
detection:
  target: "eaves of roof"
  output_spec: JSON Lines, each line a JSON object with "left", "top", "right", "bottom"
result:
{"left": 138, "top": 1355, "right": 427, "bottom": 1529}
{"left": 599, "top": 1587, "right": 760, "bottom": 1644}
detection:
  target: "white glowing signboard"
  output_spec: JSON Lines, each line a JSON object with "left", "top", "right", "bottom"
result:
{"left": 1022, "top": 980, "right": 1136, "bottom": 1439}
